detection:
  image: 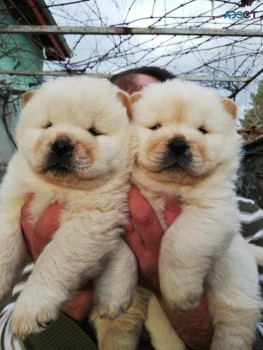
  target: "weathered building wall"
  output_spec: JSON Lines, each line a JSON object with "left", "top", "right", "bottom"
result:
{"left": 237, "top": 138, "right": 263, "bottom": 208}
{"left": 0, "top": 97, "right": 18, "bottom": 163}
{"left": 0, "top": 1, "right": 43, "bottom": 164}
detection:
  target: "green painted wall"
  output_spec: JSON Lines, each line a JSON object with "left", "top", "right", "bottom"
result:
{"left": 0, "top": 1, "right": 43, "bottom": 164}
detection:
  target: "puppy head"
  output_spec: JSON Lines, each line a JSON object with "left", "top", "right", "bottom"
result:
{"left": 17, "top": 76, "right": 132, "bottom": 189}
{"left": 131, "top": 79, "right": 242, "bottom": 186}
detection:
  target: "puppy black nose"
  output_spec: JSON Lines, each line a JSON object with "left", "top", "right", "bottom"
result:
{"left": 51, "top": 140, "right": 73, "bottom": 156}
{"left": 167, "top": 139, "right": 188, "bottom": 155}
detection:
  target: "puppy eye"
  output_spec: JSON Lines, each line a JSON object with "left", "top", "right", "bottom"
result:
{"left": 45, "top": 122, "right": 53, "bottom": 129}
{"left": 198, "top": 127, "right": 208, "bottom": 134}
{"left": 150, "top": 124, "right": 161, "bottom": 130}
{"left": 89, "top": 127, "right": 101, "bottom": 136}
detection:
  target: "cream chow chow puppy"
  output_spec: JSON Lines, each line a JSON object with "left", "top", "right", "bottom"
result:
{"left": 127, "top": 79, "right": 260, "bottom": 350}
{"left": 0, "top": 76, "right": 137, "bottom": 339}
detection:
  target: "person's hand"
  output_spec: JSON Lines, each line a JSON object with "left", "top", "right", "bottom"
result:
{"left": 158, "top": 290, "right": 213, "bottom": 350}
{"left": 21, "top": 197, "right": 61, "bottom": 260}
{"left": 124, "top": 186, "right": 182, "bottom": 292}
{"left": 21, "top": 196, "right": 94, "bottom": 322}
{"left": 124, "top": 186, "right": 213, "bottom": 350}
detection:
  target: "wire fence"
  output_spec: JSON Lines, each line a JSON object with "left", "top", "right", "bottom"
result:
{"left": 0, "top": 0, "right": 262, "bottom": 98}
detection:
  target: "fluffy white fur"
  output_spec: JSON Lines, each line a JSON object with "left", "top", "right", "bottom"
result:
{"left": 128, "top": 80, "right": 261, "bottom": 350}
{"left": 0, "top": 76, "right": 137, "bottom": 339}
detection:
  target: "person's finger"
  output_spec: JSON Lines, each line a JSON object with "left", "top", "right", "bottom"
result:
{"left": 21, "top": 194, "right": 34, "bottom": 216}
{"left": 164, "top": 198, "right": 182, "bottom": 227}
{"left": 32, "top": 201, "right": 63, "bottom": 257}
{"left": 62, "top": 281, "right": 94, "bottom": 322}
{"left": 21, "top": 195, "right": 35, "bottom": 256}
{"left": 123, "top": 222, "right": 145, "bottom": 259}
{"left": 34, "top": 201, "right": 62, "bottom": 241}
{"left": 21, "top": 194, "right": 34, "bottom": 232}
{"left": 128, "top": 187, "right": 157, "bottom": 227}
{"left": 128, "top": 186, "right": 163, "bottom": 249}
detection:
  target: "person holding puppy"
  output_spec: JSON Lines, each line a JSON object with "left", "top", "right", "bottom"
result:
{"left": 1, "top": 66, "right": 263, "bottom": 350}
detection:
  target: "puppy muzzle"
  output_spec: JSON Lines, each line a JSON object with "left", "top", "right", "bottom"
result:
{"left": 160, "top": 138, "right": 192, "bottom": 172}
{"left": 44, "top": 139, "right": 74, "bottom": 174}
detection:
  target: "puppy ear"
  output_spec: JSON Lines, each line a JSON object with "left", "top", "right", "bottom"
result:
{"left": 130, "top": 92, "right": 143, "bottom": 104}
{"left": 221, "top": 98, "right": 237, "bottom": 119}
{"left": 117, "top": 90, "right": 132, "bottom": 120}
{"left": 21, "top": 90, "right": 36, "bottom": 105}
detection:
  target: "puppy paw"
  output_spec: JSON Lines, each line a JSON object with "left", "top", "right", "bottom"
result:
{"left": 95, "top": 292, "right": 133, "bottom": 320}
{"left": 160, "top": 275, "right": 203, "bottom": 312}
{"left": 163, "top": 289, "right": 200, "bottom": 313}
{"left": 11, "top": 295, "right": 59, "bottom": 338}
